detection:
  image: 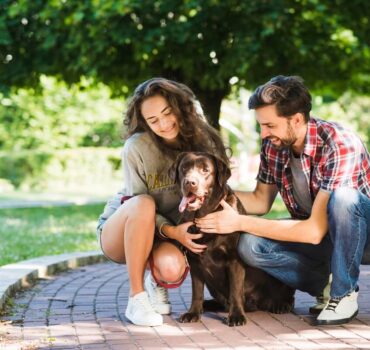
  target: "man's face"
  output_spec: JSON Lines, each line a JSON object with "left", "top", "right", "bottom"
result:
{"left": 255, "top": 105, "right": 298, "bottom": 150}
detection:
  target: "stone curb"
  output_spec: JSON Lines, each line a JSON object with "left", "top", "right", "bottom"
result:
{"left": 0, "top": 251, "right": 107, "bottom": 311}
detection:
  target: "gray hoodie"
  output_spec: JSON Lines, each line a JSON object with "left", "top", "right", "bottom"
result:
{"left": 97, "top": 132, "right": 182, "bottom": 237}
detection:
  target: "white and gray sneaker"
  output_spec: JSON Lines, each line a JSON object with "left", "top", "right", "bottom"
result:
{"left": 316, "top": 287, "right": 359, "bottom": 325}
{"left": 125, "top": 291, "right": 163, "bottom": 326}
{"left": 145, "top": 273, "right": 171, "bottom": 315}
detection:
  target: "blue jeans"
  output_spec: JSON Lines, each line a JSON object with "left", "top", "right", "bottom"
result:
{"left": 238, "top": 188, "right": 370, "bottom": 298}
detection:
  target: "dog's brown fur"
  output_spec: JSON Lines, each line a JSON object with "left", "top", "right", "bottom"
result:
{"left": 171, "top": 152, "right": 295, "bottom": 326}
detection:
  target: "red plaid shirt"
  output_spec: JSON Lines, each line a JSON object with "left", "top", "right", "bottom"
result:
{"left": 257, "top": 117, "right": 370, "bottom": 219}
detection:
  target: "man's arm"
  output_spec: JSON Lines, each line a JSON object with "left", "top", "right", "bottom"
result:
{"left": 235, "top": 181, "right": 279, "bottom": 215}
{"left": 196, "top": 190, "right": 330, "bottom": 245}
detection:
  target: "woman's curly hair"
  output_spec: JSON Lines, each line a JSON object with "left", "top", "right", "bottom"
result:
{"left": 123, "top": 77, "right": 229, "bottom": 164}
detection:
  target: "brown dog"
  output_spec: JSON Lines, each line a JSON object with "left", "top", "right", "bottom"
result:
{"left": 171, "top": 152, "right": 295, "bottom": 326}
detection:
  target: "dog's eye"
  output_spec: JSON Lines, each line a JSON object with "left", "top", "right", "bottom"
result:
{"left": 202, "top": 166, "right": 210, "bottom": 173}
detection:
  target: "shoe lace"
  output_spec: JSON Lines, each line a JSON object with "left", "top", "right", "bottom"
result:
{"left": 325, "top": 287, "right": 359, "bottom": 312}
{"left": 325, "top": 298, "right": 340, "bottom": 311}
{"left": 137, "top": 293, "right": 157, "bottom": 312}
{"left": 154, "top": 283, "right": 169, "bottom": 304}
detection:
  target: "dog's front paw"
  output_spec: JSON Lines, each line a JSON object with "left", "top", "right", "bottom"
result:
{"left": 179, "top": 312, "right": 201, "bottom": 323}
{"left": 225, "top": 311, "right": 247, "bottom": 327}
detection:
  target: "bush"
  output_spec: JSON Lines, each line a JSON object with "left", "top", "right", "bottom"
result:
{"left": 0, "top": 147, "right": 123, "bottom": 193}
{"left": 0, "top": 76, "right": 124, "bottom": 151}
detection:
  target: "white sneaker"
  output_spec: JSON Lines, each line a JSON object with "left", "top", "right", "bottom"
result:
{"left": 144, "top": 273, "right": 171, "bottom": 315}
{"left": 125, "top": 291, "right": 163, "bottom": 326}
{"left": 309, "top": 275, "right": 332, "bottom": 314}
{"left": 316, "top": 287, "right": 359, "bottom": 325}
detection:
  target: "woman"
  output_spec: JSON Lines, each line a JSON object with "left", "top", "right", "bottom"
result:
{"left": 97, "top": 78, "right": 228, "bottom": 327}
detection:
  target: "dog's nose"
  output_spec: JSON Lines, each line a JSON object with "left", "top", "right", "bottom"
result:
{"left": 185, "top": 178, "right": 198, "bottom": 188}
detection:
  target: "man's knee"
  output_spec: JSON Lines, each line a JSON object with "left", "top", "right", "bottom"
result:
{"left": 237, "top": 233, "right": 267, "bottom": 268}
{"left": 328, "top": 187, "right": 361, "bottom": 221}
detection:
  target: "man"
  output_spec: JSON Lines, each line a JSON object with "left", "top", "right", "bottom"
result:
{"left": 195, "top": 75, "right": 370, "bottom": 325}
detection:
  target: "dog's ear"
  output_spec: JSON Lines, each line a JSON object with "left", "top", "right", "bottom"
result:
{"left": 213, "top": 156, "right": 231, "bottom": 188}
{"left": 168, "top": 152, "right": 188, "bottom": 184}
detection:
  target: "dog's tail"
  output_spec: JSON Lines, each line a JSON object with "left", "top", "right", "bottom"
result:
{"left": 203, "top": 299, "right": 226, "bottom": 312}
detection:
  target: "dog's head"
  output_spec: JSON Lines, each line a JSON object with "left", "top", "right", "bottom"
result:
{"left": 170, "top": 152, "right": 231, "bottom": 214}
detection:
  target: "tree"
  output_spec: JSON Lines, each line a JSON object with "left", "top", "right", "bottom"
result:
{"left": 1, "top": 0, "right": 369, "bottom": 128}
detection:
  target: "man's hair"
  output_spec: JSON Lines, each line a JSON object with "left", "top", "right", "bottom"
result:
{"left": 248, "top": 75, "right": 312, "bottom": 122}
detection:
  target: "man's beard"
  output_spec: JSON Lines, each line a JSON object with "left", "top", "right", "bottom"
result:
{"left": 270, "top": 122, "right": 297, "bottom": 150}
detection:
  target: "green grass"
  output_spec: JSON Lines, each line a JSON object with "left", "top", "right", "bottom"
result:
{"left": 0, "top": 197, "right": 290, "bottom": 267}
{"left": 264, "top": 196, "right": 290, "bottom": 219}
{"left": 0, "top": 203, "right": 104, "bottom": 266}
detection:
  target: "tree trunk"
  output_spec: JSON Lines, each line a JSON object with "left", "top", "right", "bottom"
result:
{"left": 194, "top": 88, "right": 229, "bottom": 130}
{"left": 161, "top": 69, "right": 229, "bottom": 130}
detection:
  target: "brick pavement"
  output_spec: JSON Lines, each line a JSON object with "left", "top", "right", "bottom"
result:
{"left": 1, "top": 262, "right": 370, "bottom": 350}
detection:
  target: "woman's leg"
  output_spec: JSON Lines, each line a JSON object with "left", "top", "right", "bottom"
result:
{"left": 100, "top": 194, "right": 156, "bottom": 296}
{"left": 151, "top": 241, "right": 187, "bottom": 284}
{"left": 100, "top": 194, "right": 187, "bottom": 326}
{"left": 145, "top": 241, "right": 188, "bottom": 315}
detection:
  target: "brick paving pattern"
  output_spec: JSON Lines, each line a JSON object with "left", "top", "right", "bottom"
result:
{"left": 1, "top": 262, "right": 370, "bottom": 350}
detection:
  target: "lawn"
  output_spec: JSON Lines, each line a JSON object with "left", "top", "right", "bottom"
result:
{"left": 265, "top": 196, "right": 290, "bottom": 219}
{"left": 0, "top": 203, "right": 104, "bottom": 266}
{"left": 0, "top": 198, "right": 289, "bottom": 267}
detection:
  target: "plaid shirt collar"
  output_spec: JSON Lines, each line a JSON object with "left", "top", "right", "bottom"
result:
{"left": 303, "top": 117, "right": 321, "bottom": 159}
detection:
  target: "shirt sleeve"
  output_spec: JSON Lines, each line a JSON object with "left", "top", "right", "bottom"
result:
{"left": 96, "top": 141, "right": 148, "bottom": 234}
{"left": 320, "top": 138, "right": 362, "bottom": 192}
{"left": 96, "top": 190, "right": 123, "bottom": 234}
{"left": 97, "top": 137, "right": 175, "bottom": 234}
{"left": 122, "top": 141, "right": 148, "bottom": 196}
{"left": 256, "top": 142, "right": 276, "bottom": 184}
{"left": 123, "top": 143, "right": 173, "bottom": 229}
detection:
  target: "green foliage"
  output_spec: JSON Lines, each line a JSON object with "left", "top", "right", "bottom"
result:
{"left": 0, "top": 150, "right": 52, "bottom": 188}
{"left": 0, "top": 204, "right": 102, "bottom": 266}
{"left": 0, "top": 76, "right": 123, "bottom": 151}
{"left": 313, "top": 93, "right": 370, "bottom": 150}
{"left": 1, "top": 0, "right": 369, "bottom": 126}
{"left": 0, "top": 147, "right": 122, "bottom": 190}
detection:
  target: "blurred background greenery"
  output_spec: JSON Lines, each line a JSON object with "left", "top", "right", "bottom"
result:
{"left": 0, "top": 0, "right": 369, "bottom": 264}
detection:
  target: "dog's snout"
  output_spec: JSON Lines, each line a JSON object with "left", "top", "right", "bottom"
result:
{"left": 185, "top": 178, "right": 198, "bottom": 188}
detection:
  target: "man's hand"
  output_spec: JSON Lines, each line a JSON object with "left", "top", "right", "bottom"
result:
{"left": 195, "top": 200, "right": 241, "bottom": 234}
{"left": 164, "top": 222, "right": 207, "bottom": 254}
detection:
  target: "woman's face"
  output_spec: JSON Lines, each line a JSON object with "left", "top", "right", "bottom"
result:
{"left": 141, "top": 95, "right": 180, "bottom": 144}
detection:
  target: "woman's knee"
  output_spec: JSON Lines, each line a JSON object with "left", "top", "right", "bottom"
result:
{"left": 100, "top": 194, "right": 156, "bottom": 262}
{"left": 127, "top": 194, "right": 156, "bottom": 218}
{"left": 152, "top": 243, "right": 186, "bottom": 283}
{"left": 124, "top": 195, "right": 157, "bottom": 230}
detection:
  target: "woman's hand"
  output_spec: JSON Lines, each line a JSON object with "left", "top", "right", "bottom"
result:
{"left": 163, "top": 222, "right": 207, "bottom": 254}
{"left": 195, "top": 200, "right": 241, "bottom": 234}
